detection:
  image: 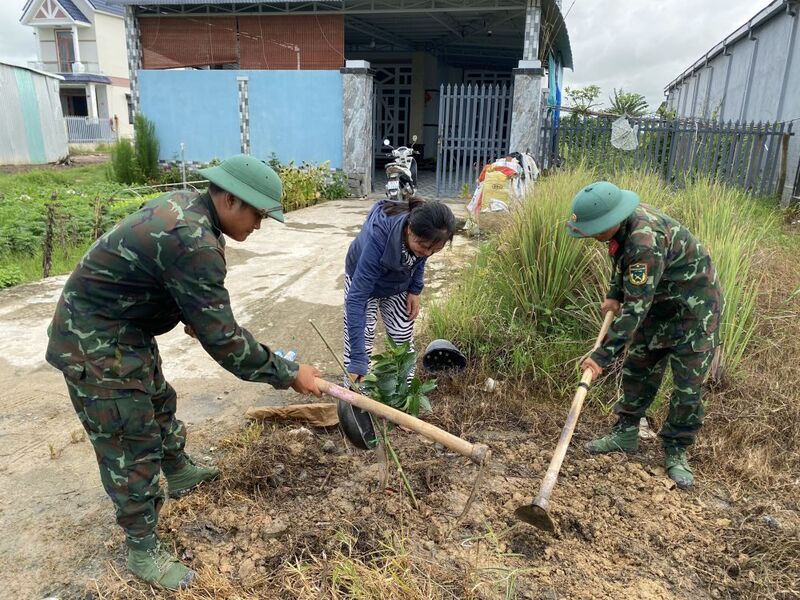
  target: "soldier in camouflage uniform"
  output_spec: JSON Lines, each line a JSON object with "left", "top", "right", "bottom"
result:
{"left": 45, "top": 155, "right": 322, "bottom": 590}
{"left": 566, "top": 181, "right": 723, "bottom": 489}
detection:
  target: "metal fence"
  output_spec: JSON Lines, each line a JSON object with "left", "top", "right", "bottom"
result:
{"left": 539, "top": 114, "right": 794, "bottom": 196}
{"left": 436, "top": 83, "right": 513, "bottom": 197}
{"left": 65, "top": 116, "right": 116, "bottom": 143}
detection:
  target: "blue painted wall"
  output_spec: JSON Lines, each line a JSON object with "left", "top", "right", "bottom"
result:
{"left": 139, "top": 70, "right": 343, "bottom": 167}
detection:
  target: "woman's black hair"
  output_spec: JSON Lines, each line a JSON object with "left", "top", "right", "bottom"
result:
{"left": 383, "top": 196, "right": 456, "bottom": 246}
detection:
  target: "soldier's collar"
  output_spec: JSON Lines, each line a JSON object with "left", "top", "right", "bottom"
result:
{"left": 200, "top": 192, "right": 223, "bottom": 236}
{"left": 608, "top": 219, "right": 630, "bottom": 258}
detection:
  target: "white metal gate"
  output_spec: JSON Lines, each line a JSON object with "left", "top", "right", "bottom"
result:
{"left": 436, "top": 83, "right": 513, "bottom": 197}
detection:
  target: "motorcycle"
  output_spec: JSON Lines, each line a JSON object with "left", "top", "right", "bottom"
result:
{"left": 382, "top": 135, "right": 419, "bottom": 201}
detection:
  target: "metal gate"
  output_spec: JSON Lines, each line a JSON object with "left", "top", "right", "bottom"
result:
{"left": 373, "top": 64, "right": 412, "bottom": 157}
{"left": 436, "top": 83, "right": 513, "bottom": 197}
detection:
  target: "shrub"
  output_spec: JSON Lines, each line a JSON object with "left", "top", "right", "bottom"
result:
{"left": 108, "top": 138, "right": 139, "bottom": 185}
{"left": 322, "top": 170, "right": 350, "bottom": 200}
{"left": 133, "top": 114, "right": 160, "bottom": 182}
{"left": 0, "top": 265, "right": 23, "bottom": 288}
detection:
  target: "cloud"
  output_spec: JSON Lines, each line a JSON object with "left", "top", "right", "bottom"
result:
{"left": 562, "top": 0, "right": 770, "bottom": 111}
{"left": 0, "top": 0, "right": 38, "bottom": 63}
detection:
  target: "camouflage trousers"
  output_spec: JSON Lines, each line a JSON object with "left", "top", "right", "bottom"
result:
{"left": 615, "top": 338, "right": 716, "bottom": 449}
{"left": 65, "top": 358, "right": 187, "bottom": 550}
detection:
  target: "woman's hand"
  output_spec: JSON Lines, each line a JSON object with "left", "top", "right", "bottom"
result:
{"left": 407, "top": 293, "right": 421, "bottom": 320}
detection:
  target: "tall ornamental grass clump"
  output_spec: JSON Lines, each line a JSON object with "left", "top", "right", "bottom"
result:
{"left": 428, "top": 165, "right": 773, "bottom": 383}
{"left": 133, "top": 114, "right": 160, "bottom": 181}
{"left": 665, "top": 179, "right": 775, "bottom": 374}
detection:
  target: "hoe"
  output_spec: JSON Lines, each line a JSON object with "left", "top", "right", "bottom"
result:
{"left": 515, "top": 311, "right": 615, "bottom": 532}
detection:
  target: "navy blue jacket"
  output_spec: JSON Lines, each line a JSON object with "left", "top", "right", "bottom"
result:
{"left": 345, "top": 200, "right": 426, "bottom": 375}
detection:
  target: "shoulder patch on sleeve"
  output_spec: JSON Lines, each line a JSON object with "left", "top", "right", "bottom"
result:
{"left": 628, "top": 262, "right": 648, "bottom": 286}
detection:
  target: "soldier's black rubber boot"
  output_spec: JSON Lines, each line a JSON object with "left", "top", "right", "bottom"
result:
{"left": 665, "top": 446, "right": 694, "bottom": 490}
{"left": 165, "top": 456, "right": 219, "bottom": 498}
{"left": 127, "top": 538, "right": 196, "bottom": 591}
{"left": 585, "top": 420, "right": 639, "bottom": 454}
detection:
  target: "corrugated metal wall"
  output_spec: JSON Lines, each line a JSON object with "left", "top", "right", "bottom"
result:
{"left": 0, "top": 63, "right": 68, "bottom": 165}
{"left": 664, "top": 4, "right": 800, "bottom": 202}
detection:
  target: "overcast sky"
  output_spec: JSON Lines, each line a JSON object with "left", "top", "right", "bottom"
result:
{"left": 562, "top": 0, "right": 769, "bottom": 110}
{"left": 1, "top": 0, "right": 768, "bottom": 110}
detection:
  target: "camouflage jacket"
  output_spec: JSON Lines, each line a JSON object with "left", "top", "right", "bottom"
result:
{"left": 591, "top": 204, "right": 724, "bottom": 368}
{"left": 45, "top": 190, "right": 298, "bottom": 394}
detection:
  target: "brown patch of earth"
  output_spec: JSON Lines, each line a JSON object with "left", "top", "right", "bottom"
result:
{"left": 85, "top": 392, "right": 799, "bottom": 600}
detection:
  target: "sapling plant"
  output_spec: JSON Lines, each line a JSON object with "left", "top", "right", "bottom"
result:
{"left": 361, "top": 338, "right": 437, "bottom": 508}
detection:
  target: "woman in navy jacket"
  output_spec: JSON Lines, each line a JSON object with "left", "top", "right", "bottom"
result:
{"left": 344, "top": 197, "right": 456, "bottom": 382}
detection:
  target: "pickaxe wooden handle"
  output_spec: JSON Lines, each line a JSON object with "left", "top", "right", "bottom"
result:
{"left": 515, "top": 310, "right": 615, "bottom": 530}
{"left": 315, "top": 378, "right": 490, "bottom": 465}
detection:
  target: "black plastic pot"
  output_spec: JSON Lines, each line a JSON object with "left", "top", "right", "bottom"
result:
{"left": 422, "top": 339, "right": 467, "bottom": 372}
{"left": 337, "top": 399, "right": 378, "bottom": 450}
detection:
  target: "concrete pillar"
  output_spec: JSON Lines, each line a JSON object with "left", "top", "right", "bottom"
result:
{"left": 341, "top": 60, "right": 374, "bottom": 197}
{"left": 87, "top": 83, "right": 98, "bottom": 118}
{"left": 71, "top": 24, "right": 82, "bottom": 72}
{"left": 124, "top": 5, "right": 142, "bottom": 115}
{"left": 509, "top": 64, "right": 544, "bottom": 156}
{"left": 522, "top": 0, "right": 541, "bottom": 62}
{"left": 237, "top": 76, "right": 250, "bottom": 154}
{"left": 509, "top": 1, "right": 543, "bottom": 157}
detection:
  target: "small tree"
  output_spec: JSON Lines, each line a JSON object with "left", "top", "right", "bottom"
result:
{"left": 608, "top": 88, "right": 649, "bottom": 117}
{"left": 564, "top": 84, "right": 601, "bottom": 117}
{"left": 133, "top": 114, "right": 160, "bottom": 182}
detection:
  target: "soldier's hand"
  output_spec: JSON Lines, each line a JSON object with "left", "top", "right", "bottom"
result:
{"left": 184, "top": 325, "right": 197, "bottom": 339}
{"left": 581, "top": 357, "right": 603, "bottom": 379}
{"left": 291, "top": 363, "right": 322, "bottom": 397}
{"left": 600, "top": 298, "right": 621, "bottom": 316}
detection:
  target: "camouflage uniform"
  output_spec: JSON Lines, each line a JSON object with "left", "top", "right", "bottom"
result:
{"left": 46, "top": 190, "right": 298, "bottom": 549}
{"left": 590, "top": 204, "right": 723, "bottom": 448}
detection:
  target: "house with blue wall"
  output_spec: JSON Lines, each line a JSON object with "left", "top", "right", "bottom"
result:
{"left": 114, "top": 0, "right": 572, "bottom": 196}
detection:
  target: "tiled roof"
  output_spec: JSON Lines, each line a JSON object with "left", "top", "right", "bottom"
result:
{"left": 88, "top": 0, "right": 124, "bottom": 16}
{"left": 60, "top": 0, "right": 91, "bottom": 22}
{"left": 21, "top": 0, "right": 124, "bottom": 21}
{"left": 60, "top": 72, "right": 113, "bottom": 84}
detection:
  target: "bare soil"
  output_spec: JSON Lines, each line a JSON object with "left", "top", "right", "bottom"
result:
{"left": 87, "top": 396, "right": 800, "bottom": 600}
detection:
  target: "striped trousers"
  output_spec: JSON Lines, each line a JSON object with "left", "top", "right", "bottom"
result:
{"left": 343, "top": 274, "right": 416, "bottom": 378}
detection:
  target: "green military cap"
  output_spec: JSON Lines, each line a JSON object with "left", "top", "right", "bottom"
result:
{"left": 199, "top": 154, "right": 285, "bottom": 223}
{"left": 565, "top": 181, "right": 640, "bottom": 237}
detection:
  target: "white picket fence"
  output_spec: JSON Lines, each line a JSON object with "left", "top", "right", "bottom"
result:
{"left": 65, "top": 116, "right": 116, "bottom": 143}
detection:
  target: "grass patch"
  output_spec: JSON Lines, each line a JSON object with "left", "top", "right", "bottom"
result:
{"left": 429, "top": 165, "right": 777, "bottom": 390}
{"left": 0, "top": 163, "right": 116, "bottom": 196}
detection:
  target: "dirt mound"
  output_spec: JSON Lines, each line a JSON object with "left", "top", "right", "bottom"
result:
{"left": 87, "top": 397, "right": 799, "bottom": 600}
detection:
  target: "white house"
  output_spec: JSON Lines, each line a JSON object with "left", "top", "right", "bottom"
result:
{"left": 20, "top": 0, "right": 133, "bottom": 140}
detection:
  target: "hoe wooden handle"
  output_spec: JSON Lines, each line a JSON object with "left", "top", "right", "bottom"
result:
{"left": 534, "top": 311, "right": 615, "bottom": 506}
{"left": 316, "top": 378, "right": 490, "bottom": 465}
